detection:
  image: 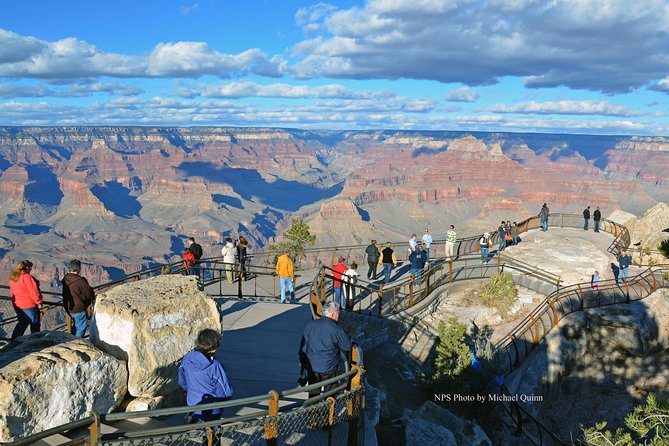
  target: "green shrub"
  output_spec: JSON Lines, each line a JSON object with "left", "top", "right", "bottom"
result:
{"left": 659, "top": 238, "right": 669, "bottom": 259}
{"left": 480, "top": 272, "right": 518, "bottom": 316}
{"left": 663, "top": 272, "right": 669, "bottom": 282}
{"left": 433, "top": 317, "right": 472, "bottom": 382}
{"left": 580, "top": 394, "right": 669, "bottom": 445}
{"left": 269, "top": 218, "right": 316, "bottom": 264}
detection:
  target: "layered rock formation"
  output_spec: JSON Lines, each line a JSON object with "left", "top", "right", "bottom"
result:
{"left": 0, "top": 331, "right": 127, "bottom": 442}
{"left": 90, "top": 275, "right": 220, "bottom": 398}
{"left": 1, "top": 127, "right": 669, "bottom": 289}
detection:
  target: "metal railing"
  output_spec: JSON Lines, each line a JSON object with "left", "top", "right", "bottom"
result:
{"left": 9, "top": 344, "right": 365, "bottom": 446}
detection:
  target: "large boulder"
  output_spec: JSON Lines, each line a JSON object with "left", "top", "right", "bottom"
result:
{"left": 90, "top": 275, "right": 221, "bottom": 397}
{"left": 403, "top": 401, "right": 491, "bottom": 446}
{"left": 0, "top": 331, "right": 127, "bottom": 442}
{"left": 631, "top": 203, "right": 669, "bottom": 261}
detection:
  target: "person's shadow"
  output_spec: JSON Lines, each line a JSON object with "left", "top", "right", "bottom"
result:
{"left": 610, "top": 263, "right": 620, "bottom": 282}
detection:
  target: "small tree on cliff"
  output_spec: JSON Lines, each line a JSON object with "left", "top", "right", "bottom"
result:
{"left": 580, "top": 394, "right": 669, "bottom": 445}
{"left": 431, "top": 317, "right": 473, "bottom": 390}
{"left": 269, "top": 219, "right": 317, "bottom": 263}
{"left": 659, "top": 238, "right": 669, "bottom": 260}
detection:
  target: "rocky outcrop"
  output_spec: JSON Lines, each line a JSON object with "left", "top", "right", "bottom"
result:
{"left": 403, "top": 401, "right": 491, "bottom": 446}
{"left": 632, "top": 202, "right": 669, "bottom": 246}
{"left": 90, "top": 275, "right": 220, "bottom": 397}
{"left": 0, "top": 331, "right": 127, "bottom": 442}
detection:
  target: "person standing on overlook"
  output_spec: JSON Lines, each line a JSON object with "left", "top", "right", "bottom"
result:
{"left": 479, "top": 233, "right": 492, "bottom": 264}
{"left": 62, "top": 260, "right": 95, "bottom": 337}
{"left": 331, "top": 257, "right": 348, "bottom": 308}
{"left": 593, "top": 207, "right": 602, "bottom": 233}
{"left": 408, "top": 247, "right": 426, "bottom": 286}
{"left": 236, "top": 236, "right": 249, "bottom": 280}
{"left": 498, "top": 221, "right": 507, "bottom": 252}
{"left": 583, "top": 206, "right": 591, "bottom": 230}
{"left": 421, "top": 228, "right": 433, "bottom": 262}
{"left": 445, "top": 225, "right": 457, "bottom": 258}
{"left": 187, "top": 237, "right": 204, "bottom": 279}
{"left": 618, "top": 250, "right": 632, "bottom": 284}
{"left": 9, "top": 260, "right": 43, "bottom": 340}
{"left": 221, "top": 238, "right": 236, "bottom": 283}
{"left": 539, "top": 203, "right": 550, "bottom": 231}
{"left": 365, "top": 240, "right": 380, "bottom": 280}
{"left": 343, "top": 262, "right": 359, "bottom": 311}
{"left": 275, "top": 249, "right": 295, "bottom": 304}
{"left": 409, "top": 233, "right": 418, "bottom": 251}
{"left": 299, "top": 302, "right": 352, "bottom": 401}
{"left": 379, "top": 243, "right": 397, "bottom": 283}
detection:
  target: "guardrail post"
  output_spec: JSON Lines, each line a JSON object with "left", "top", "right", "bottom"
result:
{"left": 409, "top": 280, "right": 414, "bottom": 307}
{"left": 264, "top": 390, "right": 280, "bottom": 446}
{"left": 65, "top": 312, "right": 72, "bottom": 334}
{"left": 326, "top": 396, "right": 336, "bottom": 434}
{"left": 89, "top": 411, "right": 100, "bottom": 445}
{"left": 378, "top": 289, "right": 383, "bottom": 318}
{"left": 347, "top": 346, "right": 363, "bottom": 446}
{"left": 426, "top": 264, "right": 431, "bottom": 295}
{"left": 497, "top": 253, "right": 501, "bottom": 273}
{"left": 449, "top": 259, "right": 453, "bottom": 283}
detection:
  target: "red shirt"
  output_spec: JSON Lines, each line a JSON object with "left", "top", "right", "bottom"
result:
{"left": 332, "top": 263, "right": 348, "bottom": 287}
{"left": 10, "top": 272, "right": 43, "bottom": 309}
{"left": 183, "top": 251, "right": 196, "bottom": 267}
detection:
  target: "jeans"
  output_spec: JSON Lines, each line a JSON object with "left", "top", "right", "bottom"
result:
{"left": 594, "top": 220, "right": 600, "bottom": 232}
{"left": 618, "top": 267, "right": 629, "bottom": 283}
{"left": 541, "top": 220, "right": 548, "bottom": 231}
{"left": 410, "top": 268, "right": 421, "bottom": 286}
{"left": 424, "top": 247, "right": 430, "bottom": 261}
{"left": 584, "top": 219, "right": 589, "bottom": 230}
{"left": 333, "top": 286, "right": 343, "bottom": 307}
{"left": 480, "top": 247, "right": 489, "bottom": 263}
{"left": 280, "top": 278, "right": 294, "bottom": 303}
{"left": 11, "top": 306, "right": 40, "bottom": 340}
{"left": 70, "top": 311, "right": 88, "bottom": 337}
{"left": 383, "top": 263, "right": 393, "bottom": 283}
{"left": 498, "top": 237, "right": 505, "bottom": 252}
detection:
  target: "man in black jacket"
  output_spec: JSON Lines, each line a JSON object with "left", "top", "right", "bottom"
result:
{"left": 62, "top": 260, "right": 95, "bottom": 337}
{"left": 583, "top": 206, "right": 591, "bottom": 230}
{"left": 593, "top": 207, "right": 602, "bottom": 233}
{"left": 365, "top": 240, "right": 380, "bottom": 280}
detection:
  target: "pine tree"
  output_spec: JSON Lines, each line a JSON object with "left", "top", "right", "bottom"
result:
{"left": 269, "top": 219, "right": 317, "bottom": 261}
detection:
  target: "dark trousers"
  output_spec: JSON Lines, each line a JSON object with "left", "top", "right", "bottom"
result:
{"left": 308, "top": 367, "right": 339, "bottom": 399}
{"left": 367, "top": 261, "right": 377, "bottom": 279}
{"left": 11, "top": 306, "right": 40, "bottom": 341}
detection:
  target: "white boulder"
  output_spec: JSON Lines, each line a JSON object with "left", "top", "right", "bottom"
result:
{"left": 0, "top": 331, "right": 127, "bottom": 442}
{"left": 90, "top": 275, "right": 220, "bottom": 397}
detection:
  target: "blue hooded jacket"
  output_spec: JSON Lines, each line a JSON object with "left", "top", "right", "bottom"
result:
{"left": 178, "top": 350, "right": 233, "bottom": 418}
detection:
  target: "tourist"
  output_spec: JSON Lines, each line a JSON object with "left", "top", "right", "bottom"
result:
{"left": 583, "top": 206, "right": 591, "bottom": 231}
{"left": 187, "top": 237, "right": 203, "bottom": 279}
{"left": 593, "top": 207, "right": 602, "bottom": 233}
{"left": 332, "top": 257, "right": 348, "bottom": 308}
{"left": 221, "top": 238, "right": 236, "bottom": 283}
{"left": 591, "top": 271, "right": 601, "bottom": 295}
{"left": 178, "top": 328, "right": 233, "bottom": 444}
{"left": 62, "top": 260, "right": 95, "bottom": 338}
{"left": 379, "top": 243, "right": 397, "bottom": 283}
{"left": 479, "top": 233, "right": 492, "bottom": 264}
{"left": 9, "top": 260, "right": 43, "bottom": 340}
{"left": 421, "top": 228, "right": 433, "bottom": 262}
{"left": 365, "top": 240, "right": 380, "bottom": 280}
{"left": 343, "top": 262, "right": 359, "bottom": 311}
{"left": 504, "top": 221, "right": 513, "bottom": 248}
{"left": 299, "top": 302, "right": 352, "bottom": 401}
{"left": 539, "top": 203, "right": 549, "bottom": 231}
{"left": 275, "top": 249, "right": 295, "bottom": 304}
{"left": 409, "top": 233, "right": 418, "bottom": 251}
{"left": 445, "top": 225, "right": 457, "bottom": 258}
{"left": 408, "top": 247, "right": 426, "bottom": 286}
{"left": 182, "top": 248, "right": 195, "bottom": 275}
{"left": 236, "top": 236, "right": 249, "bottom": 280}
{"left": 498, "top": 221, "right": 507, "bottom": 252}
{"left": 511, "top": 222, "right": 519, "bottom": 245}
{"left": 618, "top": 251, "right": 632, "bottom": 284}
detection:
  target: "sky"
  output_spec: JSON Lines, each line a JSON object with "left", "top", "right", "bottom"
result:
{"left": 1, "top": 0, "right": 669, "bottom": 135}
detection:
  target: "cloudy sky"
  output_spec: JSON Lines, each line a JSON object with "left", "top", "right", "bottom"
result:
{"left": 1, "top": 0, "right": 669, "bottom": 135}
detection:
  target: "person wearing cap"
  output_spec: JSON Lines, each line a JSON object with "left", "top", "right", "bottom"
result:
{"left": 331, "top": 257, "right": 348, "bottom": 308}
{"left": 62, "top": 259, "right": 95, "bottom": 337}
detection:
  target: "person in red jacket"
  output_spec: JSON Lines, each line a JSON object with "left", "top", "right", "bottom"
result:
{"left": 331, "top": 257, "right": 348, "bottom": 308}
{"left": 9, "top": 260, "right": 43, "bottom": 340}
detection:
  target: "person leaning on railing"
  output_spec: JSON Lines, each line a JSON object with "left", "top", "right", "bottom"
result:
{"left": 8, "top": 260, "right": 43, "bottom": 341}
{"left": 62, "top": 260, "right": 95, "bottom": 338}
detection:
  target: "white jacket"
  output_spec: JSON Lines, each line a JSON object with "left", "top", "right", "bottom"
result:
{"left": 221, "top": 242, "right": 236, "bottom": 263}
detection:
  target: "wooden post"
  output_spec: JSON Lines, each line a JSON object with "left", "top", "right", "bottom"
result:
{"left": 378, "top": 289, "right": 383, "bottom": 318}
{"left": 409, "top": 280, "right": 414, "bottom": 307}
{"left": 347, "top": 346, "right": 363, "bottom": 446}
{"left": 449, "top": 259, "right": 453, "bottom": 284}
{"left": 264, "top": 390, "right": 280, "bottom": 446}
{"left": 89, "top": 412, "right": 100, "bottom": 445}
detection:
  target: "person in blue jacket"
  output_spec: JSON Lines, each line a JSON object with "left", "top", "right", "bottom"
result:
{"left": 178, "top": 328, "right": 234, "bottom": 428}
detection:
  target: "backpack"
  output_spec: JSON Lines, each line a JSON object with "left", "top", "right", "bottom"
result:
{"left": 480, "top": 236, "right": 490, "bottom": 246}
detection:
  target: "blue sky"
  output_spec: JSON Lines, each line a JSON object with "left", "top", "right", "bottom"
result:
{"left": 1, "top": 0, "right": 669, "bottom": 135}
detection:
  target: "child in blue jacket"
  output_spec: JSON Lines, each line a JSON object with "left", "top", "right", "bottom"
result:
{"left": 178, "top": 329, "right": 234, "bottom": 423}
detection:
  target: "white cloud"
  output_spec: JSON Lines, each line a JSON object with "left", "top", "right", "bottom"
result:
{"left": 446, "top": 87, "right": 480, "bottom": 102}
{"left": 0, "top": 81, "right": 143, "bottom": 98}
{"left": 487, "top": 100, "right": 643, "bottom": 117}
{"left": 291, "top": 0, "right": 669, "bottom": 93}
{"left": 194, "top": 81, "right": 395, "bottom": 99}
{"left": 0, "top": 28, "right": 285, "bottom": 80}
